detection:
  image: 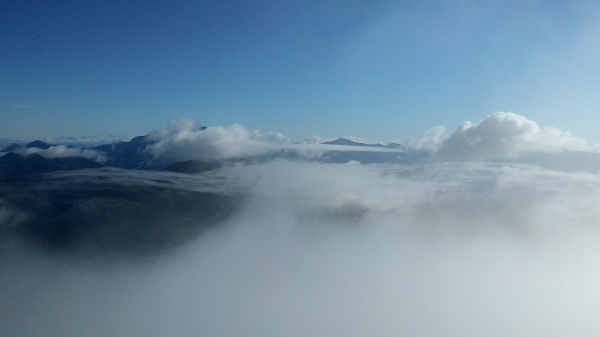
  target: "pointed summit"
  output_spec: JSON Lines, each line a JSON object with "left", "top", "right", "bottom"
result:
{"left": 323, "top": 138, "right": 386, "bottom": 148}
{"left": 1, "top": 143, "right": 21, "bottom": 152}
{"left": 26, "top": 140, "right": 53, "bottom": 149}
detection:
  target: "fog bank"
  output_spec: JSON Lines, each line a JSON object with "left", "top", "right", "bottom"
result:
{"left": 2, "top": 161, "right": 600, "bottom": 336}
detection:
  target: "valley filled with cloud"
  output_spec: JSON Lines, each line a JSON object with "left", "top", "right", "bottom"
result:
{"left": 2, "top": 113, "right": 600, "bottom": 336}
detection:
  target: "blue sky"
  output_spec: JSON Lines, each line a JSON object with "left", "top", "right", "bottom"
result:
{"left": 1, "top": 0, "right": 599, "bottom": 142}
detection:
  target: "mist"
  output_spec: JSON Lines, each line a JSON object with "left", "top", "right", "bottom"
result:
{"left": 14, "top": 146, "right": 107, "bottom": 163}
{"left": 2, "top": 159, "right": 600, "bottom": 336}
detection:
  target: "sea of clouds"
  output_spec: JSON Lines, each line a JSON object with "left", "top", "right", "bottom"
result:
{"left": 2, "top": 112, "right": 600, "bottom": 336}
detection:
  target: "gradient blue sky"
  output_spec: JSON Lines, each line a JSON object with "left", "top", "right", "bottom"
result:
{"left": 1, "top": 0, "right": 599, "bottom": 142}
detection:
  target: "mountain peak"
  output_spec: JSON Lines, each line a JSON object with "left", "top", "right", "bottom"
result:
{"left": 26, "top": 140, "right": 53, "bottom": 149}
{"left": 322, "top": 138, "right": 365, "bottom": 146}
{"left": 0, "top": 143, "right": 21, "bottom": 152}
{"left": 322, "top": 138, "right": 386, "bottom": 148}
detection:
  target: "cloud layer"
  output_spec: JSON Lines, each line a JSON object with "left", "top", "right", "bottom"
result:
{"left": 15, "top": 145, "right": 106, "bottom": 163}
{"left": 2, "top": 113, "right": 600, "bottom": 336}
{"left": 146, "top": 119, "right": 274, "bottom": 162}
{"left": 3, "top": 161, "right": 600, "bottom": 336}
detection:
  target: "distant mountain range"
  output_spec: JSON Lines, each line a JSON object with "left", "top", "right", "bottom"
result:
{"left": 90, "top": 135, "right": 163, "bottom": 169}
{"left": 0, "top": 135, "right": 428, "bottom": 181}
{"left": 319, "top": 138, "right": 428, "bottom": 165}
{"left": 323, "top": 138, "right": 403, "bottom": 149}
{"left": 1, "top": 137, "right": 181, "bottom": 181}
{"left": 0, "top": 152, "right": 102, "bottom": 182}
{"left": 1, "top": 140, "right": 55, "bottom": 152}
{"left": 0, "top": 136, "right": 240, "bottom": 257}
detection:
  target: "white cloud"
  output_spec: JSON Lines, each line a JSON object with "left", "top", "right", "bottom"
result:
{"left": 408, "top": 125, "right": 448, "bottom": 151}
{"left": 15, "top": 145, "right": 106, "bottom": 163}
{"left": 47, "top": 135, "right": 132, "bottom": 147}
{"left": 3, "top": 161, "right": 600, "bottom": 336}
{"left": 146, "top": 119, "right": 276, "bottom": 161}
{"left": 298, "top": 135, "right": 335, "bottom": 144}
{"left": 432, "top": 112, "right": 596, "bottom": 161}
{"left": 251, "top": 130, "right": 291, "bottom": 144}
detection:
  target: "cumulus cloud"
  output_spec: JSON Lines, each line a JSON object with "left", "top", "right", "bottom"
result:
{"left": 408, "top": 125, "right": 448, "bottom": 151}
{"left": 15, "top": 145, "right": 107, "bottom": 163}
{"left": 146, "top": 119, "right": 276, "bottom": 161}
{"left": 432, "top": 112, "right": 596, "bottom": 161}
